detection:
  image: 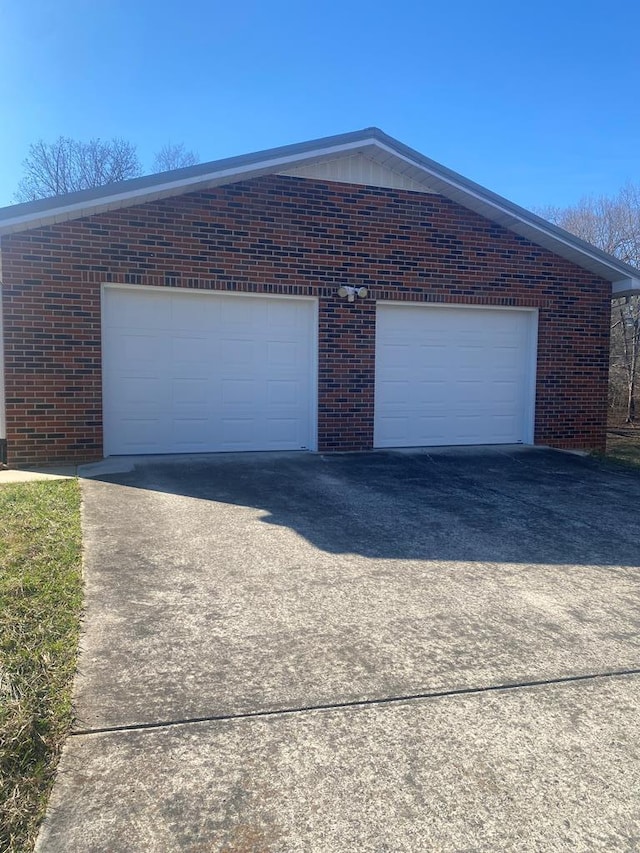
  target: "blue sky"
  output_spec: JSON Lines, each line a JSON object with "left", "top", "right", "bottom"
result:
{"left": 1, "top": 1, "right": 639, "bottom": 211}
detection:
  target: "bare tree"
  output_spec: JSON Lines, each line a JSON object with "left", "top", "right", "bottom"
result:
{"left": 541, "top": 185, "right": 640, "bottom": 423}
{"left": 14, "top": 137, "right": 142, "bottom": 202}
{"left": 152, "top": 143, "right": 199, "bottom": 173}
{"left": 14, "top": 137, "right": 202, "bottom": 202}
{"left": 613, "top": 300, "right": 640, "bottom": 421}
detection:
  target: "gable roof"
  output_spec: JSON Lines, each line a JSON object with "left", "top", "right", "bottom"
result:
{"left": 0, "top": 128, "right": 638, "bottom": 296}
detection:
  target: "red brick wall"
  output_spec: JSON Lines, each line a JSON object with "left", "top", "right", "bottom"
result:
{"left": 1, "top": 175, "right": 611, "bottom": 465}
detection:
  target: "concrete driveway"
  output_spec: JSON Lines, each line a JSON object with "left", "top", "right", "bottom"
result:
{"left": 37, "top": 448, "right": 640, "bottom": 851}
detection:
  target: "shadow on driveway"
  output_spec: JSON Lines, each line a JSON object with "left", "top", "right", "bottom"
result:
{"left": 82, "top": 446, "right": 640, "bottom": 568}
{"left": 70, "top": 446, "right": 640, "bottom": 733}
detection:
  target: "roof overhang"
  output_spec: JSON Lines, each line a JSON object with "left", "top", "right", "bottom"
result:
{"left": 0, "top": 128, "right": 638, "bottom": 297}
{"left": 611, "top": 277, "right": 640, "bottom": 297}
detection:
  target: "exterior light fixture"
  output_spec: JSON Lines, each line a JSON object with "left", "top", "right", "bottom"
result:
{"left": 337, "top": 285, "right": 368, "bottom": 302}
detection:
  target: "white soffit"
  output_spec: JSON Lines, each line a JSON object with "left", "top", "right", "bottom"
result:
{"left": 278, "top": 152, "right": 436, "bottom": 193}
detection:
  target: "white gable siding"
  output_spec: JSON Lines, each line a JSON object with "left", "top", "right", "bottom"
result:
{"left": 278, "top": 153, "right": 435, "bottom": 193}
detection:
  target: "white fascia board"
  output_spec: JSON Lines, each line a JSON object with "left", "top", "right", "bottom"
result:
{"left": 0, "top": 139, "right": 377, "bottom": 236}
{"left": 612, "top": 277, "right": 640, "bottom": 297}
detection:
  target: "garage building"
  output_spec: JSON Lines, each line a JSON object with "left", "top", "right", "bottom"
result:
{"left": 1, "top": 128, "right": 638, "bottom": 466}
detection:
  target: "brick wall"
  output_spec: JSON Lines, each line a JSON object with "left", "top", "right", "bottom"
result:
{"left": 1, "top": 175, "right": 611, "bottom": 465}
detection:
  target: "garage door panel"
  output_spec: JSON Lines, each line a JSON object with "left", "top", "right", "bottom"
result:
{"left": 266, "top": 300, "right": 303, "bottom": 329}
{"left": 263, "top": 417, "right": 300, "bottom": 445}
{"left": 416, "top": 381, "right": 447, "bottom": 404}
{"left": 116, "top": 376, "right": 167, "bottom": 406}
{"left": 457, "top": 344, "right": 485, "bottom": 364}
{"left": 171, "top": 297, "right": 218, "bottom": 331}
{"left": 267, "top": 380, "right": 300, "bottom": 405}
{"left": 172, "top": 378, "right": 209, "bottom": 405}
{"left": 414, "top": 365, "right": 449, "bottom": 384}
{"left": 455, "top": 380, "right": 487, "bottom": 403}
{"left": 221, "top": 379, "right": 260, "bottom": 405}
{"left": 381, "top": 344, "right": 411, "bottom": 368}
{"left": 220, "top": 418, "right": 253, "bottom": 443}
{"left": 376, "top": 416, "right": 410, "bottom": 443}
{"left": 375, "top": 304, "right": 535, "bottom": 448}
{"left": 103, "top": 288, "right": 315, "bottom": 455}
{"left": 220, "top": 338, "right": 259, "bottom": 367}
{"left": 492, "top": 381, "right": 519, "bottom": 403}
{"left": 171, "top": 336, "right": 210, "bottom": 364}
{"left": 490, "top": 415, "right": 519, "bottom": 438}
{"left": 267, "top": 340, "right": 298, "bottom": 366}
{"left": 115, "top": 334, "right": 164, "bottom": 366}
{"left": 220, "top": 299, "right": 251, "bottom": 325}
{"left": 171, "top": 418, "right": 211, "bottom": 447}
{"left": 488, "top": 348, "right": 523, "bottom": 366}
{"left": 377, "top": 380, "right": 411, "bottom": 405}
{"left": 416, "top": 345, "right": 447, "bottom": 368}
{"left": 115, "top": 418, "right": 165, "bottom": 450}
{"left": 414, "top": 415, "right": 448, "bottom": 438}
{"left": 109, "top": 290, "right": 172, "bottom": 330}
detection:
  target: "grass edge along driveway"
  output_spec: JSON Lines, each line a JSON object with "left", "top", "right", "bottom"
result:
{"left": 606, "top": 427, "right": 640, "bottom": 467}
{"left": 0, "top": 479, "right": 82, "bottom": 853}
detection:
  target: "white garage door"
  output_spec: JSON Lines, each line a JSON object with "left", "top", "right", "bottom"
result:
{"left": 375, "top": 304, "right": 537, "bottom": 448}
{"left": 102, "top": 287, "right": 316, "bottom": 455}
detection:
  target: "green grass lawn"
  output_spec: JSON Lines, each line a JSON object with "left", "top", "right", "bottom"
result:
{"left": 0, "top": 479, "right": 83, "bottom": 853}
{"left": 606, "top": 427, "right": 640, "bottom": 467}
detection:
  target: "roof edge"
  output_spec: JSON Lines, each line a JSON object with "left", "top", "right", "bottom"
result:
{"left": 366, "top": 130, "right": 640, "bottom": 285}
{"left": 612, "top": 277, "right": 640, "bottom": 298}
{"left": 0, "top": 128, "right": 383, "bottom": 229}
{"left": 0, "top": 127, "right": 638, "bottom": 290}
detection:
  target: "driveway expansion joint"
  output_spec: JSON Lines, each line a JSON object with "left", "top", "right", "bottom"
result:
{"left": 70, "top": 665, "right": 640, "bottom": 738}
